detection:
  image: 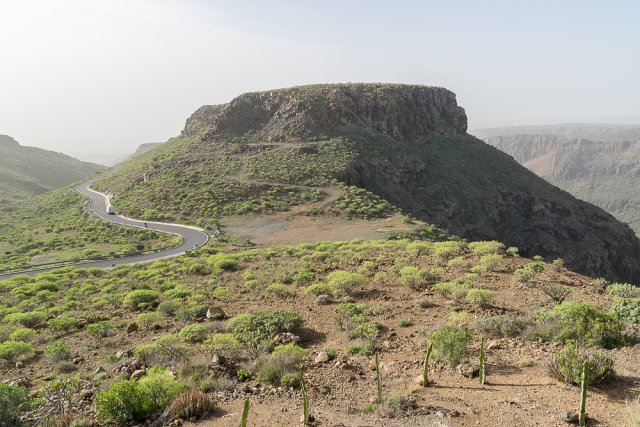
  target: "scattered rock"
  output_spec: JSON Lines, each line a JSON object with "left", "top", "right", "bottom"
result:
{"left": 456, "top": 363, "right": 479, "bottom": 378}
{"left": 116, "top": 349, "right": 131, "bottom": 359}
{"left": 315, "top": 351, "right": 330, "bottom": 364}
{"left": 560, "top": 411, "right": 579, "bottom": 423}
{"left": 206, "top": 306, "right": 225, "bottom": 320}
{"left": 131, "top": 369, "right": 146, "bottom": 380}
{"left": 15, "top": 361, "right": 24, "bottom": 369}
{"left": 273, "top": 332, "right": 300, "bottom": 345}
{"left": 342, "top": 296, "right": 355, "bottom": 304}
{"left": 487, "top": 340, "right": 501, "bottom": 350}
{"left": 126, "top": 322, "right": 138, "bottom": 333}
{"left": 315, "top": 294, "right": 332, "bottom": 305}
{"left": 413, "top": 375, "right": 425, "bottom": 386}
{"left": 94, "top": 367, "right": 105, "bottom": 375}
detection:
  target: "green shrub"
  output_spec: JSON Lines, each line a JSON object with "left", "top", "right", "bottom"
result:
{"left": 133, "top": 343, "right": 162, "bottom": 365}
{"left": 0, "top": 340, "right": 33, "bottom": 362}
{"left": 8, "top": 327, "right": 37, "bottom": 342}
{"left": 136, "top": 312, "right": 163, "bottom": 329}
{"left": 427, "top": 324, "right": 474, "bottom": 367}
{"left": 123, "top": 290, "right": 160, "bottom": 310}
{"left": 45, "top": 341, "right": 71, "bottom": 361}
{"left": 47, "top": 316, "right": 78, "bottom": 333}
{"left": 229, "top": 310, "right": 303, "bottom": 357}
{"left": 536, "top": 302, "right": 625, "bottom": 348}
{"left": 266, "top": 282, "right": 293, "bottom": 297}
{"left": 540, "top": 283, "right": 572, "bottom": 304}
{"left": 4, "top": 311, "right": 46, "bottom": 328}
{"left": 514, "top": 267, "right": 535, "bottom": 283}
{"left": 433, "top": 281, "right": 472, "bottom": 302}
{"left": 280, "top": 372, "right": 300, "bottom": 388}
{"left": 547, "top": 341, "right": 615, "bottom": 386}
{"left": 0, "top": 384, "right": 31, "bottom": 426}
{"left": 86, "top": 321, "right": 112, "bottom": 338}
{"left": 505, "top": 246, "right": 519, "bottom": 256}
{"left": 176, "top": 304, "right": 209, "bottom": 322}
{"left": 468, "top": 241, "right": 504, "bottom": 255}
{"left": 607, "top": 283, "right": 640, "bottom": 299}
{"left": 306, "top": 271, "right": 365, "bottom": 298}
{"left": 139, "top": 366, "right": 187, "bottom": 413}
{"left": 432, "top": 241, "right": 464, "bottom": 260}
{"left": 212, "top": 256, "right": 238, "bottom": 271}
{"left": 350, "top": 323, "right": 379, "bottom": 340}
{"left": 212, "top": 286, "right": 230, "bottom": 299}
{"left": 465, "top": 289, "right": 494, "bottom": 308}
{"left": 475, "top": 315, "right": 527, "bottom": 337}
{"left": 610, "top": 297, "right": 640, "bottom": 324}
{"left": 199, "top": 333, "right": 240, "bottom": 358}
{"left": 179, "top": 324, "right": 209, "bottom": 343}
{"left": 158, "top": 300, "right": 180, "bottom": 316}
{"left": 447, "top": 257, "right": 469, "bottom": 269}
{"left": 398, "top": 266, "right": 426, "bottom": 289}
{"left": 95, "top": 380, "right": 150, "bottom": 423}
{"left": 155, "top": 335, "right": 189, "bottom": 364}
{"left": 470, "top": 254, "right": 502, "bottom": 273}
{"left": 398, "top": 319, "right": 413, "bottom": 328}
{"left": 271, "top": 343, "right": 308, "bottom": 363}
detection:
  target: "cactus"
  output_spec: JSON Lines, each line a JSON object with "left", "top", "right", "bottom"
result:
{"left": 422, "top": 343, "right": 433, "bottom": 386}
{"left": 479, "top": 337, "right": 486, "bottom": 385}
{"left": 240, "top": 399, "right": 250, "bottom": 427}
{"left": 300, "top": 372, "right": 310, "bottom": 426}
{"left": 579, "top": 360, "right": 589, "bottom": 426}
{"left": 375, "top": 352, "right": 383, "bottom": 404}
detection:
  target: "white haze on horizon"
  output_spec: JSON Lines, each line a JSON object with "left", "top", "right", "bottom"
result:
{"left": 1, "top": 0, "right": 639, "bottom": 160}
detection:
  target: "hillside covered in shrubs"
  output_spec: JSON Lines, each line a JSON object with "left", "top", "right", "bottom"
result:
{"left": 1, "top": 237, "right": 639, "bottom": 426}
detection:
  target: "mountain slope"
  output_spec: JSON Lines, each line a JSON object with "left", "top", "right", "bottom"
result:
{"left": 481, "top": 133, "right": 640, "bottom": 235}
{"left": 94, "top": 84, "right": 640, "bottom": 282}
{"left": 0, "top": 135, "right": 104, "bottom": 201}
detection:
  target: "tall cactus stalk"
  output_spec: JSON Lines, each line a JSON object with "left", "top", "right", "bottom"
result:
{"left": 579, "top": 360, "right": 589, "bottom": 426}
{"left": 479, "top": 337, "right": 486, "bottom": 385}
{"left": 422, "top": 343, "right": 433, "bottom": 386}
{"left": 240, "top": 399, "right": 250, "bottom": 427}
{"left": 375, "top": 352, "right": 383, "bottom": 404}
{"left": 300, "top": 372, "right": 310, "bottom": 426}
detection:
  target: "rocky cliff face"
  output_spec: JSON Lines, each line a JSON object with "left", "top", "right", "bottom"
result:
{"left": 188, "top": 84, "right": 467, "bottom": 142}
{"left": 105, "top": 84, "right": 640, "bottom": 282}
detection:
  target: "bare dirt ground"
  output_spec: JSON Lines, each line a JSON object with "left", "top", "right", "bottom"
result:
{"left": 221, "top": 212, "right": 416, "bottom": 246}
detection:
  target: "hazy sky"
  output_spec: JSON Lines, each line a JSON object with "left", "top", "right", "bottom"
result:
{"left": 1, "top": 0, "right": 639, "bottom": 158}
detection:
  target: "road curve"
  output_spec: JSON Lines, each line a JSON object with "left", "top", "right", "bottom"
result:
{"left": 0, "top": 182, "right": 209, "bottom": 279}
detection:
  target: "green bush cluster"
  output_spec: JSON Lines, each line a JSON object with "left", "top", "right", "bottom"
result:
{"left": 305, "top": 270, "right": 366, "bottom": 298}
{"left": 427, "top": 322, "right": 474, "bottom": 367}
{"left": 0, "top": 384, "right": 31, "bottom": 426}
{"left": 95, "top": 366, "right": 186, "bottom": 422}
{"left": 547, "top": 341, "right": 615, "bottom": 386}
{"left": 533, "top": 302, "right": 625, "bottom": 348}
{"left": 229, "top": 310, "right": 303, "bottom": 357}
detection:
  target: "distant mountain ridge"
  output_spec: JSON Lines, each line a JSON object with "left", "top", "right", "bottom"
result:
{"left": 0, "top": 135, "right": 104, "bottom": 201}
{"left": 480, "top": 130, "right": 640, "bottom": 235}
{"left": 93, "top": 84, "right": 640, "bottom": 282}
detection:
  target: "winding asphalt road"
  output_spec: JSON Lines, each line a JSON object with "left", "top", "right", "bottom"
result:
{"left": 0, "top": 182, "right": 209, "bottom": 279}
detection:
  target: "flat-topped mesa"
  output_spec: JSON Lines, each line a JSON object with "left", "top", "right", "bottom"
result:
{"left": 184, "top": 84, "right": 468, "bottom": 142}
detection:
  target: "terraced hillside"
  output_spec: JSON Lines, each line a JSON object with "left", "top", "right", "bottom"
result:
{"left": 95, "top": 84, "right": 640, "bottom": 282}
{"left": 0, "top": 135, "right": 103, "bottom": 202}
